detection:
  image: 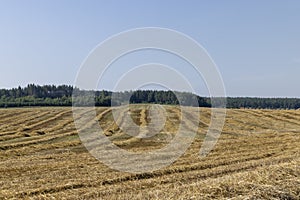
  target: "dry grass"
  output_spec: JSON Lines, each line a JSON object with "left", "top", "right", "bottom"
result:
{"left": 0, "top": 105, "right": 299, "bottom": 199}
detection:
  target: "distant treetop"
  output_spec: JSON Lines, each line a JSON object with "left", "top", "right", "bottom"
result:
{"left": 0, "top": 84, "right": 299, "bottom": 109}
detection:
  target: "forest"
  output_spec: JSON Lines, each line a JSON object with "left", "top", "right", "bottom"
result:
{"left": 0, "top": 84, "right": 299, "bottom": 109}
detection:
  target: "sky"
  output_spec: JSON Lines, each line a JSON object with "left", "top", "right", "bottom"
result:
{"left": 0, "top": 0, "right": 299, "bottom": 97}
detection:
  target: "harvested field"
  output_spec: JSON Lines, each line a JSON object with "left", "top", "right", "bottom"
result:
{"left": 0, "top": 105, "right": 299, "bottom": 199}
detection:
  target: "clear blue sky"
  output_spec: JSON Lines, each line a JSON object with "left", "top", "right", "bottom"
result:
{"left": 0, "top": 0, "right": 299, "bottom": 97}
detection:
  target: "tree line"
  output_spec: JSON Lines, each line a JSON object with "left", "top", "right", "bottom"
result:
{"left": 0, "top": 84, "right": 299, "bottom": 109}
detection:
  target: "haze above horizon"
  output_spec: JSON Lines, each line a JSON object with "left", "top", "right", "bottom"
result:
{"left": 1, "top": 1, "right": 299, "bottom": 98}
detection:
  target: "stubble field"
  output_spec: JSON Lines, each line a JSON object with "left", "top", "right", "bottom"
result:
{"left": 0, "top": 105, "right": 299, "bottom": 199}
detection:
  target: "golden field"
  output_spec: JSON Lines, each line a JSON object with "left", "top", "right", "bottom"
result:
{"left": 0, "top": 105, "right": 299, "bottom": 199}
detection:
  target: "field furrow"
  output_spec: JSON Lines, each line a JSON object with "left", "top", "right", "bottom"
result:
{"left": 0, "top": 106, "right": 299, "bottom": 199}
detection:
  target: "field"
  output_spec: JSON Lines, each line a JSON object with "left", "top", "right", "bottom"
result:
{"left": 0, "top": 105, "right": 299, "bottom": 199}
